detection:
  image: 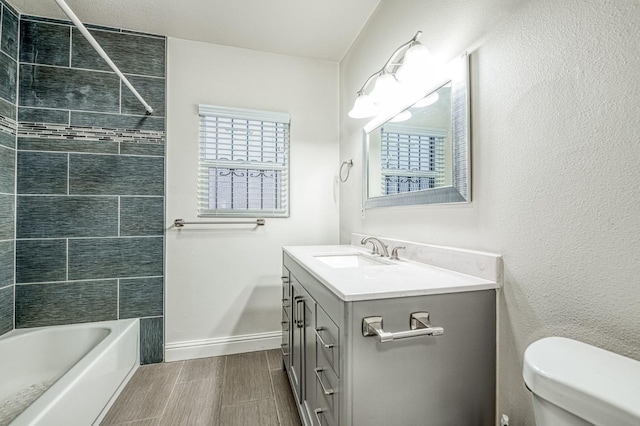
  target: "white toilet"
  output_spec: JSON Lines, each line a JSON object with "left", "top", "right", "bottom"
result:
{"left": 523, "top": 336, "right": 640, "bottom": 425}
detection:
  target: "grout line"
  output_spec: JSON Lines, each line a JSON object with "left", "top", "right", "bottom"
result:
{"left": 156, "top": 361, "right": 184, "bottom": 422}
{"left": 266, "top": 351, "right": 284, "bottom": 426}
{"left": 68, "top": 26, "right": 72, "bottom": 68}
{"left": 65, "top": 238, "right": 68, "bottom": 281}
{"left": 116, "top": 278, "right": 119, "bottom": 319}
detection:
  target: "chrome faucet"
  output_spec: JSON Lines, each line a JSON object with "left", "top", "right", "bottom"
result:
{"left": 361, "top": 236, "right": 389, "bottom": 257}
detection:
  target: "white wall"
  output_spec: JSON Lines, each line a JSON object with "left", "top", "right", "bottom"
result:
{"left": 166, "top": 38, "right": 340, "bottom": 358}
{"left": 340, "top": 0, "right": 640, "bottom": 423}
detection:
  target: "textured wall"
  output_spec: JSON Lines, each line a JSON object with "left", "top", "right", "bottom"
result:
{"left": 14, "top": 13, "right": 166, "bottom": 364}
{"left": 340, "top": 0, "right": 640, "bottom": 423}
{"left": 0, "top": 0, "right": 18, "bottom": 336}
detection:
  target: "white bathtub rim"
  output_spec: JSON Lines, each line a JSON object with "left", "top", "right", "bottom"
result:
{"left": 7, "top": 319, "right": 140, "bottom": 426}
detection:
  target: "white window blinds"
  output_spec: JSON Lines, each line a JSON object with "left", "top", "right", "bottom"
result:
{"left": 380, "top": 125, "right": 446, "bottom": 195}
{"left": 198, "top": 105, "right": 290, "bottom": 217}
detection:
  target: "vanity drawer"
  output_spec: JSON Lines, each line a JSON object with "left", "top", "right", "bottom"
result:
{"left": 315, "top": 348, "right": 340, "bottom": 426}
{"left": 315, "top": 305, "right": 340, "bottom": 377}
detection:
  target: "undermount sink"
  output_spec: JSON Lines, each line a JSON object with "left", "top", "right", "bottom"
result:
{"left": 314, "top": 253, "right": 390, "bottom": 268}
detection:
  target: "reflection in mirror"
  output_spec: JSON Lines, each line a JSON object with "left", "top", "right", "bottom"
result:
{"left": 363, "top": 54, "right": 469, "bottom": 209}
{"left": 367, "top": 83, "right": 451, "bottom": 198}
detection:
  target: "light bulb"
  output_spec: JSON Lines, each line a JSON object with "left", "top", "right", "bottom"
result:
{"left": 404, "top": 42, "right": 432, "bottom": 68}
{"left": 348, "top": 94, "right": 378, "bottom": 118}
{"left": 370, "top": 73, "right": 399, "bottom": 103}
{"left": 395, "top": 42, "right": 432, "bottom": 83}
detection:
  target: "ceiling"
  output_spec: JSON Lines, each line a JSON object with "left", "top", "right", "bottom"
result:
{"left": 11, "top": 0, "right": 381, "bottom": 62}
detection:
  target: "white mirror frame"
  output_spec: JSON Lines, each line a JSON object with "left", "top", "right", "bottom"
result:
{"left": 362, "top": 53, "right": 470, "bottom": 210}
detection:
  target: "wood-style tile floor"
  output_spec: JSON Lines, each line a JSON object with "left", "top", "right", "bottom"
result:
{"left": 101, "top": 349, "right": 302, "bottom": 426}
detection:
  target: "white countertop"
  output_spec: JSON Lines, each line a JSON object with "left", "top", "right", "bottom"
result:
{"left": 283, "top": 245, "right": 500, "bottom": 302}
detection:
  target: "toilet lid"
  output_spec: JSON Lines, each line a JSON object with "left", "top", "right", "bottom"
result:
{"left": 523, "top": 337, "right": 640, "bottom": 426}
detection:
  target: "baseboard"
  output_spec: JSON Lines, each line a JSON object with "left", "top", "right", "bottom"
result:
{"left": 164, "top": 330, "right": 281, "bottom": 362}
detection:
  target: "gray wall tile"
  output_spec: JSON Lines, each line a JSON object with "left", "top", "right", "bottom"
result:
{"left": 0, "top": 240, "right": 14, "bottom": 287}
{"left": 0, "top": 285, "right": 13, "bottom": 334}
{"left": 121, "top": 75, "right": 165, "bottom": 117}
{"left": 140, "top": 316, "right": 163, "bottom": 364}
{"left": 15, "top": 280, "right": 117, "bottom": 327}
{"left": 0, "top": 131, "right": 15, "bottom": 149}
{"left": 0, "top": 96, "right": 15, "bottom": 119}
{"left": 17, "top": 151, "right": 67, "bottom": 194}
{"left": 0, "top": 194, "right": 14, "bottom": 241}
{"left": 11, "top": 13, "right": 166, "bottom": 362}
{"left": 18, "top": 137, "right": 119, "bottom": 154}
{"left": 72, "top": 29, "right": 165, "bottom": 77}
{"left": 16, "top": 196, "right": 118, "bottom": 238}
{"left": 119, "top": 277, "right": 163, "bottom": 318}
{"left": 70, "top": 111, "right": 165, "bottom": 132}
{"left": 19, "top": 20, "right": 69, "bottom": 66}
{"left": 68, "top": 236, "right": 163, "bottom": 280}
{"left": 0, "top": 145, "right": 15, "bottom": 194}
{"left": 69, "top": 154, "right": 164, "bottom": 196}
{"left": 1, "top": 6, "right": 18, "bottom": 60}
{"left": 120, "top": 143, "right": 164, "bottom": 157}
{"left": 19, "top": 15, "right": 69, "bottom": 26}
{"left": 19, "top": 64, "right": 120, "bottom": 112}
{"left": 120, "top": 197, "right": 164, "bottom": 236}
{"left": 0, "top": 52, "right": 17, "bottom": 104}
{"left": 16, "top": 239, "right": 66, "bottom": 283}
{"left": 18, "top": 107, "right": 69, "bottom": 124}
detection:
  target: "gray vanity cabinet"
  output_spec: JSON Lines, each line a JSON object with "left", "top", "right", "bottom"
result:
{"left": 282, "top": 252, "right": 496, "bottom": 426}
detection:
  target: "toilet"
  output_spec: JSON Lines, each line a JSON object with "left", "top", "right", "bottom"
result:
{"left": 523, "top": 336, "right": 640, "bottom": 425}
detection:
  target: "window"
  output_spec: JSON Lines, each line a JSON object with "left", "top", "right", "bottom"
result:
{"left": 380, "top": 125, "right": 445, "bottom": 195}
{"left": 198, "top": 105, "right": 290, "bottom": 217}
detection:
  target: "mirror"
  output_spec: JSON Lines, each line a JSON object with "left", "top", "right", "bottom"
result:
{"left": 363, "top": 54, "right": 470, "bottom": 209}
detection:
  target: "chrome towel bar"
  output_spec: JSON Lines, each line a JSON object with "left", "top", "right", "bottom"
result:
{"left": 362, "top": 312, "right": 444, "bottom": 343}
{"left": 174, "top": 218, "right": 265, "bottom": 227}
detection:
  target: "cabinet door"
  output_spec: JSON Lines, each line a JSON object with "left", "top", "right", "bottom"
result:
{"left": 303, "top": 288, "right": 317, "bottom": 425}
{"left": 290, "top": 279, "right": 304, "bottom": 402}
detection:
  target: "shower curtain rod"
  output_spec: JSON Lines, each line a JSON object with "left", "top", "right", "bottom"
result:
{"left": 54, "top": 0, "right": 154, "bottom": 114}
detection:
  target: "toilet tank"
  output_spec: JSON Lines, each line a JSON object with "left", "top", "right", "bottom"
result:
{"left": 523, "top": 337, "right": 640, "bottom": 426}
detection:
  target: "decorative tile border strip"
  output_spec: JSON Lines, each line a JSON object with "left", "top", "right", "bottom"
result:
{"left": 0, "top": 115, "right": 17, "bottom": 136}
{"left": 18, "top": 122, "right": 165, "bottom": 145}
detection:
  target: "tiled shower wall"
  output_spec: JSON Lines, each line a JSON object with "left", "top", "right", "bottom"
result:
{"left": 10, "top": 9, "right": 166, "bottom": 363}
{"left": 0, "top": 0, "right": 18, "bottom": 336}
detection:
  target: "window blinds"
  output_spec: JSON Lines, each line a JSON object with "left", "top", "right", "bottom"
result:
{"left": 380, "top": 127, "right": 445, "bottom": 195}
{"left": 198, "top": 105, "right": 290, "bottom": 217}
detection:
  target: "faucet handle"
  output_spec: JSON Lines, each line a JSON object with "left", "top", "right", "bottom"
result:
{"left": 390, "top": 246, "right": 406, "bottom": 260}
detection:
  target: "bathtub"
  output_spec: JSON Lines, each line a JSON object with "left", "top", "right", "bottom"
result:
{"left": 0, "top": 319, "right": 140, "bottom": 426}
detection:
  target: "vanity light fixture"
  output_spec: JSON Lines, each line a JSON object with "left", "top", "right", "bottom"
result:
{"left": 348, "top": 31, "right": 433, "bottom": 119}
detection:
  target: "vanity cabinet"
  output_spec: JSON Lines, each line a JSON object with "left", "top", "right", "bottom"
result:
{"left": 282, "top": 251, "right": 497, "bottom": 426}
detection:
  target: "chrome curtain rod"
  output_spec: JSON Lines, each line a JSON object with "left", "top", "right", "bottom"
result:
{"left": 54, "top": 0, "right": 154, "bottom": 114}
{"left": 174, "top": 218, "right": 265, "bottom": 228}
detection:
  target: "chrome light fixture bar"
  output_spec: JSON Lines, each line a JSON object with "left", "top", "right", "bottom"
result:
{"left": 348, "top": 31, "right": 433, "bottom": 119}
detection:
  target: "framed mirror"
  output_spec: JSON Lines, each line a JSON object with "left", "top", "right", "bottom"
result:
{"left": 363, "top": 53, "right": 470, "bottom": 209}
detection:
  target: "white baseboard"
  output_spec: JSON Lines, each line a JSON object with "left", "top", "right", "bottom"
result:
{"left": 165, "top": 330, "right": 281, "bottom": 362}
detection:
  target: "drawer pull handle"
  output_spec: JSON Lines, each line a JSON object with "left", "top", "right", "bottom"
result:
{"left": 280, "top": 343, "right": 289, "bottom": 357}
{"left": 281, "top": 276, "right": 290, "bottom": 283}
{"left": 281, "top": 297, "right": 290, "bottom": 307}
{"left": 294, "top": 296, "right": 304, "bottom": 328}
{"left": 314, "top": 327, "right": 335, "bottom": 349}
{"left": 314, "top": 367, "right": 334, "bottom": 395}
{"left": 314, "top": 408, "right": 326, "bottom": 424}
{"left": 362, "top": 312, "right": 444, "bottom": 343}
